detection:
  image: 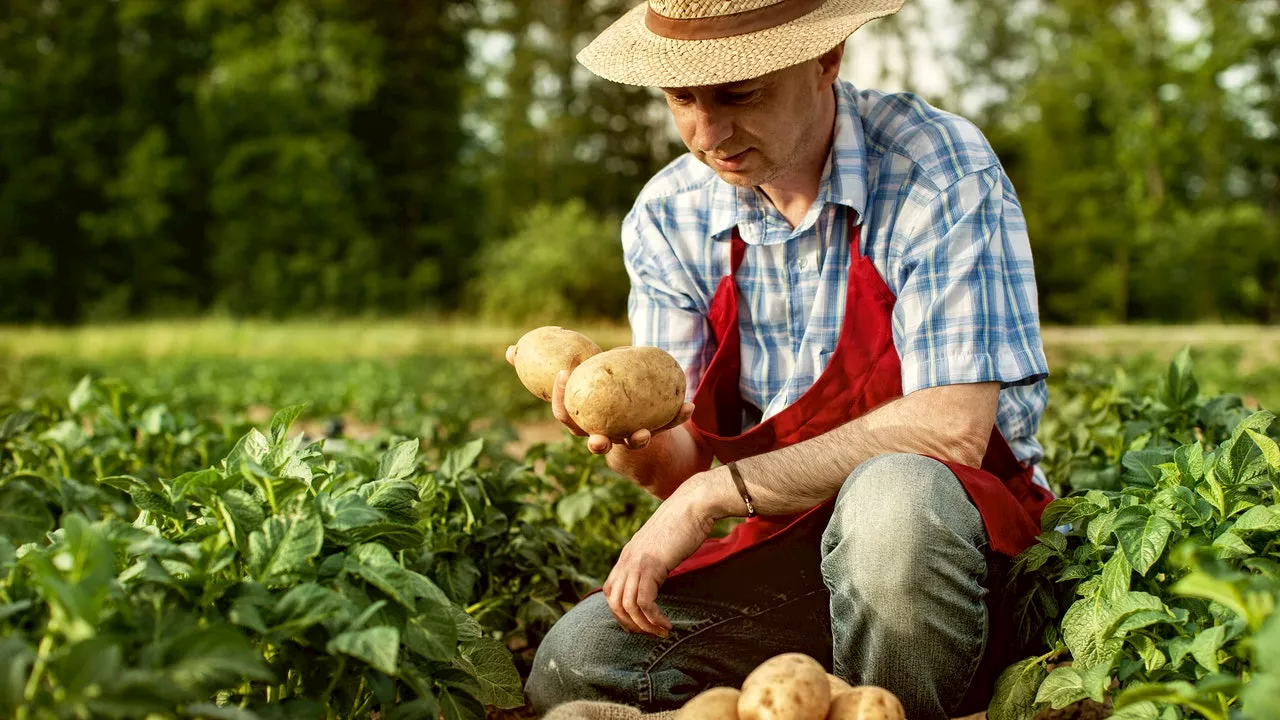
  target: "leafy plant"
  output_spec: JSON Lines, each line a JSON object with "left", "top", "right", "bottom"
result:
{"left": 992, "top": 354, "right": 1280, "bottom": 720}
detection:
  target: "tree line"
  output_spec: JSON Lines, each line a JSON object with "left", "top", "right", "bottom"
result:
{"left": 0, "top": 0, "right": 1275, "bottom": 325}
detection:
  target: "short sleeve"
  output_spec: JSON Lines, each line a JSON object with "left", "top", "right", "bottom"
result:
{"left": 622, "top": 205, "right": 714, "bottom": 400}
{"left": 891, "top": 166, "right": 1049, "bottom": 395}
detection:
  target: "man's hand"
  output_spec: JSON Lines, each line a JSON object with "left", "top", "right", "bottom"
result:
{"left": 505, "top": 345, "right": 695, "bottom": 455}
{"left": 601, "top": 480, "right": 717, "bottom": 637}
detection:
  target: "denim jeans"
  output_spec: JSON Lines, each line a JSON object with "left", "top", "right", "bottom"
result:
{"left": 524, "top": 453, "right": 1012, "bottom": 720}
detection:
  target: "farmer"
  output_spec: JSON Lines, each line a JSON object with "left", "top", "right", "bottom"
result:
{"left": 512, "top": 1, "right": 1055, "bottom": 717}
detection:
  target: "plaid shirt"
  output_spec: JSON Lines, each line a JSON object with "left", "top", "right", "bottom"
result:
{"left": 621, "top": 79, "right": 1051, "bottom": 485}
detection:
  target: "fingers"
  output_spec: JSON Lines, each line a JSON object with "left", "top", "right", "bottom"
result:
{"left": 624, "top": 428, "right": 651, "bottom": 451}
{"left": 550, "top": 370, "right": 588, "bottom": 437}
{"left": 505, "top": 345, "right": 516, "bottom": 365}
{"left": 656, "top": 402, "right": 695, "bottom": 433}
{"left": 605, "top": 568, "right": 644, "bottom": 634}
{"left": 588, "top": 434, "right": 613, "bottom": 455}
{"left": 635, "top": 576, "right": 671, "bottom": 637}
{"left": 606, "top": 564, "right": 669, "bottom": 638}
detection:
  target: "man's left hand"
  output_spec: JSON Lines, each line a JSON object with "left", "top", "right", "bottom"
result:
{"left": 602, "top": 479, "right": 719, "bottom": 637}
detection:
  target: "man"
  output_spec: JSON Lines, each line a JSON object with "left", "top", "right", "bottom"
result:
{"left": 513, "top": 1, "right": 1055, "bottom": 718}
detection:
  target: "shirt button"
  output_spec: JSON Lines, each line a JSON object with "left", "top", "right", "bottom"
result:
{"left": 797, "top": 257, "right": 808, "bottom": 269}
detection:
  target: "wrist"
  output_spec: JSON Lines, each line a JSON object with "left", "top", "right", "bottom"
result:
{"left": 684, "top": 465, "right": 750, "bottom": 522}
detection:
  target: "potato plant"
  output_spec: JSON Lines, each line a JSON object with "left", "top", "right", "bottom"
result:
{"left": 992, "top": 354, "right": 1280, "bottom": 720}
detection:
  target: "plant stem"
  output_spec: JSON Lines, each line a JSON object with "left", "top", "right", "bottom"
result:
{"left": 322, "top": 657, "right": 347, "bottom": 718}
{"left": 18, "top": 633, "right": 56, "bottom": 720}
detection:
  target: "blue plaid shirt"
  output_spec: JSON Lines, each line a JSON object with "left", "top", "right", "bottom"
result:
{"left": 621, "top": 80, "right": 1051, "bottom": 485}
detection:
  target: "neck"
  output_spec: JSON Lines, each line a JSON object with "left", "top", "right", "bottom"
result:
{"left": 759, "top": 88, "right": 837, "bottom": 228}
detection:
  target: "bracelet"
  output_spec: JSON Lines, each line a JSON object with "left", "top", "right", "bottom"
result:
{"left": 726, "top": 461, "right": 757, "bottom": 518}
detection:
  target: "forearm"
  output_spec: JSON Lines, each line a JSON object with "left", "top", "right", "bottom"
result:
{"left": 691, "top": 383, "right": 997, "bottom": 519}
{"left": 606, "top": 423, "right": 712, "bottom": 499}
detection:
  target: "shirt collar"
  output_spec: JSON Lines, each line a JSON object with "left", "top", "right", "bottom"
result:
{"left": 707, "top": 79, "right": 869, "bottom": 243}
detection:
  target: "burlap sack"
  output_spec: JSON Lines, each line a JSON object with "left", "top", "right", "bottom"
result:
{"left": 540, "top": 700, "right": 679, "bottom": 720}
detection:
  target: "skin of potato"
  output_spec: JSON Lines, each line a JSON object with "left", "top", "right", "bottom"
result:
{"left": 737, "top": 653, "right": 831, "bottom": 720}
{"left": 824, "top": 687, "right": 906, "bottom": 720}
{"left": 563, "top": 346, "right": 685, "bottom": 437}
{"left": 676, "top": 687, "right": 742, "bottom": 720}
{"left": 826, "top": 673, "right": 854, "bottom": 699}
{"left": 513, "top": 326, "right": 601, "bottom": 402}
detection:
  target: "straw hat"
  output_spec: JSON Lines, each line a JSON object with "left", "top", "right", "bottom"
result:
{"left": 578, "top": 0, "right": 905, "bottom": 88}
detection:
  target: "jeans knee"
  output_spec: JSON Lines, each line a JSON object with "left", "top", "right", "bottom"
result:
{"left": 524, "top": 594, "right": 639, "bottom": 714}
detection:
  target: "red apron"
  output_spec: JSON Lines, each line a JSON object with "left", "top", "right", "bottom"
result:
{"left": 669, "top": 214, "right": 1054, "bottom": 581}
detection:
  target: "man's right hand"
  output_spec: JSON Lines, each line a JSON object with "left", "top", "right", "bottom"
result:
{"left": 506, "top": 345, "right": 695, "bottom": 456}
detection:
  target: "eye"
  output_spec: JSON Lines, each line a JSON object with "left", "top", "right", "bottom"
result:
{"left": 668, "top": 92, "right": 694, "bottom": 105}
{"left": 722, "top": 90, "right": 756, "bottom": 104}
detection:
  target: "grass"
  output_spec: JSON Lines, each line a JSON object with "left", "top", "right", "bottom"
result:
{"left": 2, "top": 318, "right": 1278, "bottom": 365}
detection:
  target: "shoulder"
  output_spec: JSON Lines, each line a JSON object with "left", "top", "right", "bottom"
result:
{"left": 628, "top": 152, "right": 718, "bottom": 223}
{"left": 852, "top": 85, "right": 1001, "bottom": 193}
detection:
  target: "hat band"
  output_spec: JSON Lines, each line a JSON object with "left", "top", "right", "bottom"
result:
{"left": 645, "top": 0, "right": 827, "bottom": 41}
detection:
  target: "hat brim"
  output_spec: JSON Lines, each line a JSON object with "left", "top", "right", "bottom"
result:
{"left": 577, "top": 0, "right": 905, "bottom": 88}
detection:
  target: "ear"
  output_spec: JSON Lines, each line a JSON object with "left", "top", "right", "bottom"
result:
{"left": 816, "top": 43, "right": 845, "bottom": 87}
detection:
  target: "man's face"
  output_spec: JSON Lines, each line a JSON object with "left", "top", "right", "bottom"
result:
{"left": 660, "top": 58, "right": 832, "bottom": 187}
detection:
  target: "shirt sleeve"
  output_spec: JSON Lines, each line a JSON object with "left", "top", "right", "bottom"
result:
{"left": 891, "top": 165, "right": 1050, "bottom": 395}
{"left": 621, "top": 205, "right": 714, "bottom": 401}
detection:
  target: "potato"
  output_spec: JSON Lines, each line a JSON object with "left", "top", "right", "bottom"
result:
{"left": 824, "top": 686, "right": 905, "bottom": 720}
{"left": 737, "top": 653, "right": 830, "bottom": 720}
{"left": 826, "top": 673, "right": 853, "bottom": 698}
{"left": 676, "top": 687, "right": 741, "bottom": 720}
{"left": 563, "top": 346, "right": 685, "bottom": 438}
{"left": 512, "top": 326, "right": 601, "bottom": 402}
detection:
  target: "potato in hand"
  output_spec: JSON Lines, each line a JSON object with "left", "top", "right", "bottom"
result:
{"left": 563, "top": 346, "right": 686, "bottom": 439}
{"left": 511, "top": 326, "right": 601, "bottom": 401}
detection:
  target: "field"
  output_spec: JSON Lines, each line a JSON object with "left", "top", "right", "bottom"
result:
{"left": 1, "top": 321, "right": 1278, "bottom": 720}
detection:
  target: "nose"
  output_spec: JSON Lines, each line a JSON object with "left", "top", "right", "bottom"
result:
{"left": 692, "top": 101, "right": 732, "bottom": 154}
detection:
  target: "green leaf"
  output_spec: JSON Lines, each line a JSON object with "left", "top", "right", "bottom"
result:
{"left": 386, "top": 696, "right": 441, "bottom": 720}
{"left": 169, "top": 468, "right": 228, "bottom": 503}
{"left": 405, "top": 611, "right": 459, "bottom": 662}
{"left": 1172, "top": 571, "right": 1251, "bottom": 626}
{"left": 1087, "top": 509, "right": 1121, "bottom": 547}
{"left": 361, "top": 479, "right": 420, "bottom": 525}
{"left": 1245, "top": 428, "right": 1280, "bottom": 472}
{"left": 1123, "top": 449, "right": 1170, "bottom": 488}
{"left": 0, "top": 411, "right": 36, "bottom": 442}
{"left": 378, "top": 439, "right": 421, "bottom": 481}
{"left": 1197, "top": 471, "right": 1228, "bottom": 519}
{"left": 1189, "top": 625, "right": 1228, "bottom": 672}
{"left": 440, "top": 439, "right": 484, "bottom": 479}
{"left": 327, "top": 626, "right": 400, "bottom": 675}
{"left": 1128, "top": 635, "right": 1167, "bottom": 673}
{"left": 1034, "top": 663, "right": 1110, "bottom": 709}
{"left": 22, "top": 514, "right": 116, "bottom": 642}
{"left": 437, "top": 686, "right": 487, "bottom": 720}
{"left": 268, "top": 404, "right": 308, "bottom": 444}
{"left": 167, "top": 625, "right": 274, "bottom": 689}
{"left": 1101, "top": 549, "right": 1132, "bottom": 599}
{"left": 225, "top": 429, "right": 270, "bottom": 477}
{"left": 453, "top": 637, "right": 524, "bottom": 709}
{"left": 452, "top": 604, "right": 483, "bottom": 642}
{"left": 1111, "top": 506, "right": 1174, "bottom": 575}
{"left": 556, "top": 488, "right": 596, "bottom": 529}
{"left": 270, "top": 583, "right": 347, "bottom": 638}
{"left": 1108, "top": 701, "right": 1161, "bottom": 720}
{"left": 1115, "top": 681, "right": 1195, "bottom": 707}
{"left": 184, "top": 703, "right": 264, "bottom": 720}
{"left": 1063, "top": 598, "right": 1122, "bottom": 668}
{"left": 346, "top": 543, "right": 418, "bottom": 609}
{"left": 988, "top": 657, "right": 1048, "bottom": 720}
{"left": 326, "top": 493, "right": 386, "bottom": 531}
{"left": 247, "top": 515, "right": 323, "bottom": 588}
{"left": 1234, "top": 504, "right": 1280, "bottom": 532}
{"left": 217, "top": 489, "right": 265, "bottom": 547}
{"left": 0, "top": 482, "right": 55, "bottom": 545}
{"left": 1211, "top": 529, "right": 1254, "bottom": 558}
{"left": 69, "top": 376, "right": 94, "bottom": 413}
{"left": 1175, "top": 442, "right": 1206, "bottom": 483}
{"left": 0, "top": 635, "right": 35, "bottom": 716}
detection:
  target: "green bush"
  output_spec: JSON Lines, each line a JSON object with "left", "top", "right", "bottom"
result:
{"left": 470, "top": 200, "right": 629, "bottom": 324}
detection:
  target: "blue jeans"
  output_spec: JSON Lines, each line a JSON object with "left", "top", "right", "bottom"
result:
{"left": 525, "top": 453, "right": 1014, "bottom": 720}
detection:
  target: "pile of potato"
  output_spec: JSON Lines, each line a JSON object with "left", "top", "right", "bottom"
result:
{"left": 511, "top": 326, "right": 686, "bottom": 438}
{"left": 676, "top": 653, "right": 906, "bottom": 720}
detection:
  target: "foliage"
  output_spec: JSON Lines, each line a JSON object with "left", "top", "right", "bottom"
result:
{"left": 469, "top": 200, "right": 630, "bottom": 324}
{"left": 0, "top": 365, "right": 657, "bottom": 717}
{"left": 991, "top": 353, "right": 1280, "bottom": 720}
